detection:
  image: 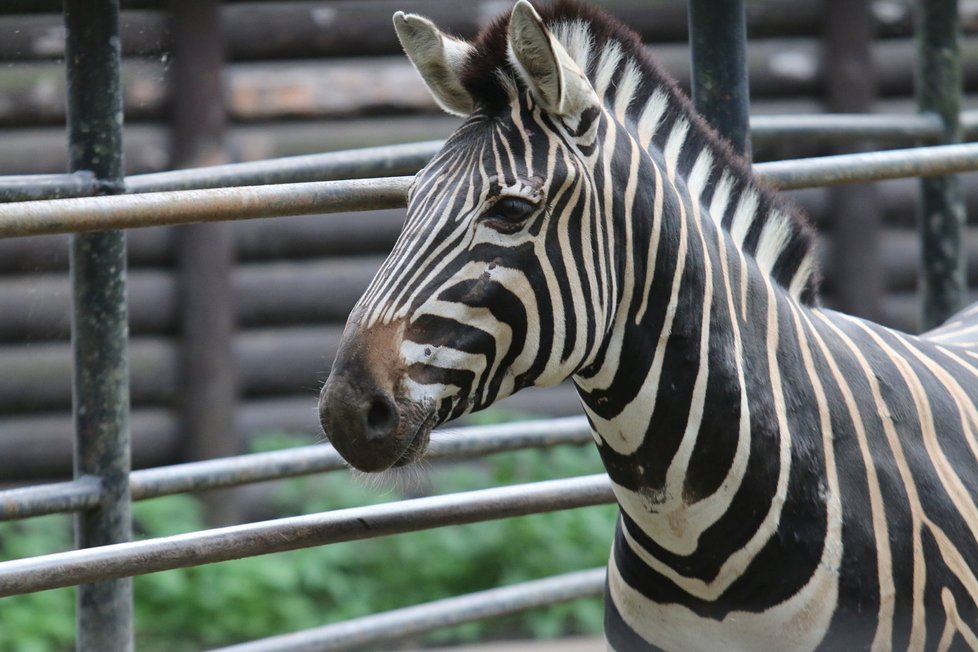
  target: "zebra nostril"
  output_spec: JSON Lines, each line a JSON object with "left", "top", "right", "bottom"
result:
{"left": 365, "top": 395, "right": 398, "bottom": 439}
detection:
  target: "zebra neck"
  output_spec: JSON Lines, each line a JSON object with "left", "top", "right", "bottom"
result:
{"left": 573, "top": 145, "right": 795, "bottom": 559}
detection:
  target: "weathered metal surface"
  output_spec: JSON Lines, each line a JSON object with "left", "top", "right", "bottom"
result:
{"left": 0, "top": 477, "right": 101, "bottom": 520}
{"left": 64, "top": 0, "right": 133, "bottom": 649}
{"left": 125, "top": 142, "right": 440, "bottom": 192}
{"left": 749, "top": 113, "right": 951, "bottom": 145}
{"left": 754, "top": 142, "right": 978, "bottom": 190}
{"left": 8, "top": 111, "right": 978, "bottom": 205}
{"left": 0, "top": 417, "right": 593, "bottom": 520}
{"left": 0, "top": 177, "right": 413, "bottom": 238}
{"left": 917, "top": 0, "right": 967, "bottom": 329}
{"left": 5, "top": 145, "right": 978, "bottom": 240}
{"left": 688, "top": 0, "right": 751, "bottom": 156}
{"left": 0, "top": 171, "right": 96, "bottom": 202}
{"left": 212, "top": 568, "right": 606, "bottom": 652}
{"left": 0, "top": 474, "right": 614, "bottom": 597}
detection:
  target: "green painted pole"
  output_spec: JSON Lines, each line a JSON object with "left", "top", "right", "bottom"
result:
{"left": 916, "top": 0, "right": 966, "bottom": 329}
{"left": 65, "top": 0, "right": 133, "bottom": 649}
{"left": 688, "top": 0, "right": 751, "bottom": 158}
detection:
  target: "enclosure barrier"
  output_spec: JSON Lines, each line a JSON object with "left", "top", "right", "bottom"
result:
{"left": 3, "top": 142, "right": 978, "bottom": 239}
{"left": 0, "top": 1, "right": 973, "bottom": 651}
{"left": 6, "top": 112, "right": 978, "bottom": 204}
{"left": 213, "top": 568, "right": 607, "bottom": 652}
{"left": 0, "top": 474, "right": 614, "bottom": 597}
{"left": 0, "top": 416, "right": 596, "bottom": 520}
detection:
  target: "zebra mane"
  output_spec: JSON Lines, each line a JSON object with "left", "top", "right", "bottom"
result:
{"left": 460, "top": 0, "right": 820, "bottom": 305}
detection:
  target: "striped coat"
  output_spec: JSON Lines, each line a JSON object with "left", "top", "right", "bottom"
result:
{"left": 320, "top": 2, "right": 978, "bottom": 649}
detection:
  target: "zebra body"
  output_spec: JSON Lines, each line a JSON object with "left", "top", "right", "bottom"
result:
{"left": 319, "top": 2, "right": 978, "bottom": 649}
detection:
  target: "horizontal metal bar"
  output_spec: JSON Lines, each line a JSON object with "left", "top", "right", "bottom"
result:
{"left": 749, "top": 113, "right": 945, "bottom": 145}
{"left": 754, "top": 141, "right": 978, "bottom": 189}
{"left": 0, "top": 474, "right": 614, "bottom": 596}
{"left": 127, "top": 416, "right": 592, "bottom": 501}
{"left": 125, "top": 141, "right": 443, "bottom": 193}
{"left": 212, "top": 567, "right": 606, "bottom": 652}
{"left": 0, "top": 176, "right": 413, "bottom": 239}
{"left": 4, "top": 143, "right": 978, "bottom": 240}
{"left": 0, "top": 171, "right": 97, "bottom": 202}
{"left": 4, "top": 112, "right": 978, "bottom": 204}
{"left": 0, "top": 476, "right": 102, "bottom": 520}
{"left": 0, "top": 417, "right": 592, "bottom": 521}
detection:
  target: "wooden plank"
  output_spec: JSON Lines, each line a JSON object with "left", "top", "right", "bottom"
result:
{"left": 5, "top": 37, "right": 978, "bottom": 126}
{"left": 0, "top": 409, "right": 178, "bottom": 481}
{"left": 0, "top": 11, "right": 165, "bottom": 61}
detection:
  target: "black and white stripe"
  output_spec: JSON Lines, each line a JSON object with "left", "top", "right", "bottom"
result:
{"left": 335, "top": 2, "right": 978, "bottom": 649}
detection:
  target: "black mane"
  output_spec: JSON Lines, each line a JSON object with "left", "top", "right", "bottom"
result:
{"left": 459, "top": 0, "right": 820, "bottom": 304}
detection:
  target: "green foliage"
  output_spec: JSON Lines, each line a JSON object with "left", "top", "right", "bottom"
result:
{"left": 0, "top": 434, "right": 616, "bottom": 651}
{"left": 0, "top": 514, "right": 76, "bottom": 652}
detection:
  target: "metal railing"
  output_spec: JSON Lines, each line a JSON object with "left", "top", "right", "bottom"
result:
{"left": 0, "top": 1, "right": 972, "bottom": 651}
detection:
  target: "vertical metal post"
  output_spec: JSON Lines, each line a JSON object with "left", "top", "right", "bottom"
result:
{"left": 170, "top": 0, "right": 240, "bottom": 526}
{"left": 687, "top": 0, "right": 751, "bottom": 157}
{"left": 916, "top": 0, "right": 966, "bottom": 329}
{"left": 825, "top": 0, "right": 884, "bottom": 323}
{"left": 65, "top": 1, "right": 133, "bottom": 650}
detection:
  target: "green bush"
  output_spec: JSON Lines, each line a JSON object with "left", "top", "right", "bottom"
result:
{"left": 0, "top": 432, "right": 615, "bottom": 651}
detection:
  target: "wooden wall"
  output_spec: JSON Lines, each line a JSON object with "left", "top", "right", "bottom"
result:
{"left": 1, "top": 0, "right": 977, "bottom": 481}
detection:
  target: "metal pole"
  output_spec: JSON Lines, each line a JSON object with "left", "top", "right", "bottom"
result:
{"left": 0, "top": 475, "right": 615, "bottom": 597}
{"left": 0, "top": 416, "right": 595, "bottom": 520}
{"left": 5, "top": 145, "right": 978, "bottom": 239}
{"left": 212, "top": 568, "right": 606, "bottom": 652}
{"left": 687, "top": 0, "right": 751, "bottom": 157}
{"left": 0, "top": 176, "right": 413, "bottom": 238}
{"left": 170, "top": 0, "right": 241, "bottom": 526}
{"left": 752, "top": 142, "right": 978, "bottom": 190}
{"left": 917, "top": 0, "right": 966, "bottom": 329}
{"left": 64, "top": 1, "right": 133, "bottom": 650}
{"left": 824, "top": 0, "right": 884, "bottom": 323}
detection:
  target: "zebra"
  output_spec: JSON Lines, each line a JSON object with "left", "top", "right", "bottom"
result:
{"left": 318, "top": 1, "right": 978, "bottom": 649}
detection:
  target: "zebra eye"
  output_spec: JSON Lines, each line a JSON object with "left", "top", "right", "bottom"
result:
{"left": 482, "top": 196, "right": 536, "bottom": 231}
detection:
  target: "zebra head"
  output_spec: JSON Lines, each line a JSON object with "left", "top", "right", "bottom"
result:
{"left": 320, "top": 1, "right": 617, "bottom": 471}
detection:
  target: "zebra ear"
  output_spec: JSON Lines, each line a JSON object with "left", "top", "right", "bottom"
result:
{"left": 393, "top": 11, "right": 475, "bottom": 117}
{"left": 507, "top": 0, "right": 596, "bottom": 115}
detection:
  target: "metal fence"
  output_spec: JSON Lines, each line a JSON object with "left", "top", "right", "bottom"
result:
{"left": 0, "top": 1, "right": 972, "bottom": 651}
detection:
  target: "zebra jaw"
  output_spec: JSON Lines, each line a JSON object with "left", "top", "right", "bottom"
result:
{"left": 319, "top": 319, "right": 438, "bottom": 472}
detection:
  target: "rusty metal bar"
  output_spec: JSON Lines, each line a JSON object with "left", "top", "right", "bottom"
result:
{"left": 5, "top": 112, "right": 978, "bottom": 205}
{"left": 753, "top": 142, "right": 978, "bottom": 190}
{"left": 4, "top": 144, "right": 978, "bottom": 240}
{"left": 0, "top": 477, "right": 102, "bottom": 521}
{"left": 6, "top": 111, "right": 978, "bottom": 205}
{"left": 749, "top": 113, "right": 945, "bottom": 146}
{"left": 0, "top": 417, "right": 593, "bottom": 521}
{"left": 64, "top": 0, "right": 133, "bottom": 649}
{"left": 126, "top": 141, "right": 442, "bottom": 193}
{"left": 0, "top": 172, "right": 97, "bottom": 202}
{"left": 0, "top": 176, "right": 412, "bottom": 238}
{"left": 0, "top": 474, "right": 614, "bottom": 597}
{"left": 212, "top": 568, "right": 606, "bottom": 652}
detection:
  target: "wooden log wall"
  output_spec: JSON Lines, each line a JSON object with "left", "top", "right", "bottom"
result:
{"left": 1, "top": 0, "right": 978, "bottom": 481}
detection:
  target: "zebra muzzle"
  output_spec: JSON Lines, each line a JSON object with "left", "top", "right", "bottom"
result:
{"left": 319, "top": 321, "right": 433, "bottom": 472}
